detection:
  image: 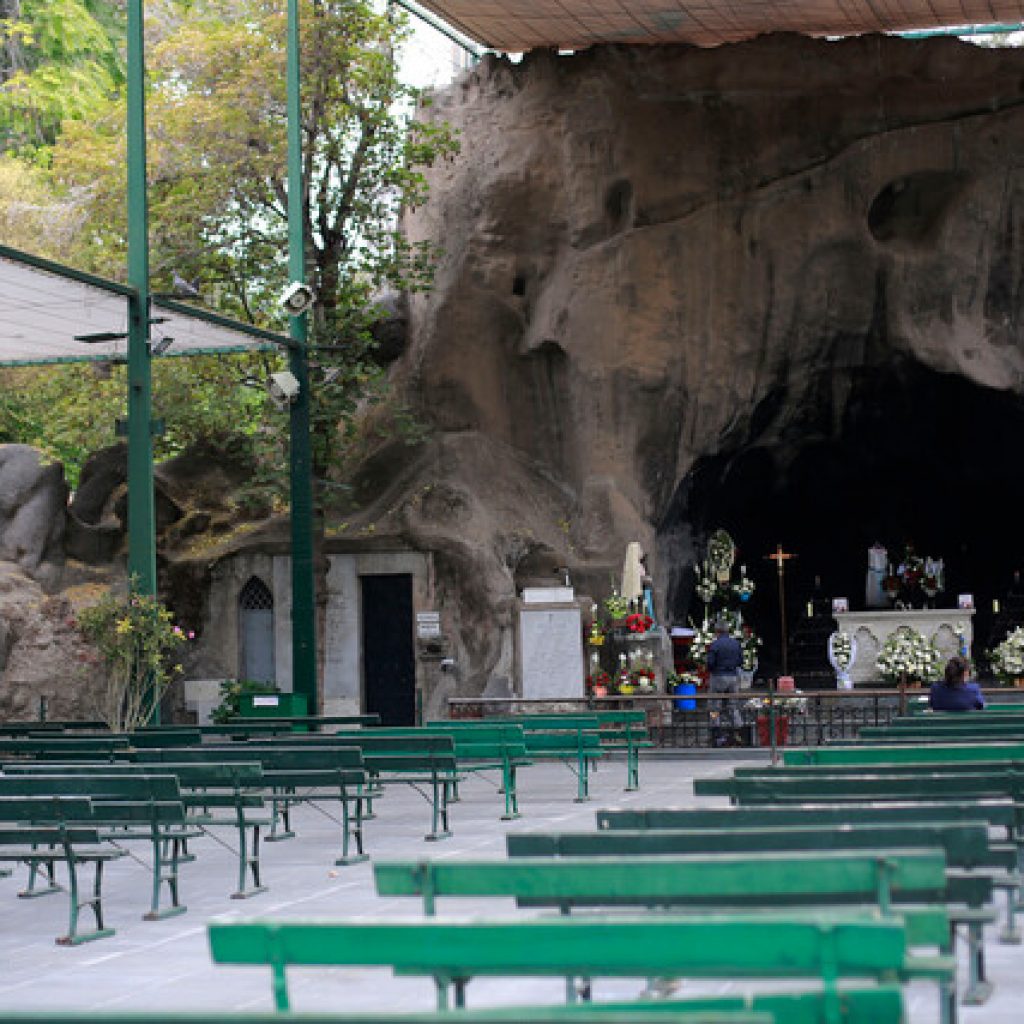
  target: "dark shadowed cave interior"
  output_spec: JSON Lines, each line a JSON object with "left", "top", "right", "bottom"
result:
{"left": 663, "top": 362, "right": 1024, "bottom": 680}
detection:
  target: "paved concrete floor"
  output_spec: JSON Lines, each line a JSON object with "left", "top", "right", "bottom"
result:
{"left": 0, "top": 752, "right": 1020, "bottom": 1020}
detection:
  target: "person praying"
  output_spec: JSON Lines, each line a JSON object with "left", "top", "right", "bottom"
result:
{"left": 929, "top": 655, "right": 985, "bottom": 712}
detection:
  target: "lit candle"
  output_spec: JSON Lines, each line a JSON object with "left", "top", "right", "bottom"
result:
{"left": 994, "top": 599, "right": 1001, "bottom": 614}
{"left": 806, "top": 601, "right": 813, "bottom": 617}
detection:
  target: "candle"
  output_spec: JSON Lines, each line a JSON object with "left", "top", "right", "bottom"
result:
{"left": 994, "top": 599, "right": 1001, "bottom": 614}
{"left": 806, "top": 601, "right": 813, "bottom": 617}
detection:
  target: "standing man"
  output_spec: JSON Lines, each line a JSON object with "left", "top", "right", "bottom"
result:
{"left": 707, "top": 619, "right": 744, "bottom": 746}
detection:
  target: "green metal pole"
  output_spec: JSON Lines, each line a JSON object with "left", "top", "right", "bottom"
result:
{"left": 286, "top": 0, "right": 318, "bottom": 713}
{"left": 126, "top": 0, "right": 158, "bottom": 720}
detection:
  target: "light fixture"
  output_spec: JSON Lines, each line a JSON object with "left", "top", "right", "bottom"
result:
{"left": 268, "top": 370, "right": 301, "bottom": 409}
{"left": 279, "top": 281, "right": 315, "bottom": 316}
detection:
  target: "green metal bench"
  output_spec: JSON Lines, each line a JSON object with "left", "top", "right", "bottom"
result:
{"left": 374, "top": 850, "right": 957, "bottom": 1010}
{"left": 241, "top": 733, "right": 458, "bottom": 840}
{"left": 482, "top": 714, "right": 621, "bottom": 797}
{"left": 0, "top": 736, "right": 130, "bottom": 760}
{"left": 0, "top": 795, "right": 128, "bottom": 944}
{"left": 456, "top": 711, "right": 651, "bottom": 792}
{"left": 0, "top": 990, "right": 904, "bottom": 1022}
{"left": 207, "top": 914, "right": 931, "bottom": 1024}
{"left": 142, "top": 745, "right": 368, "bottom": 863}
{"left": 420, "top": 722, "right": 533, "bottom": 818}
{"left": 784, "top": 740, "right": 1024, "bottom": 765}
{"left": 3, "top": 764, "right": 270, "bottom": 899}
{"left": 0, "top": 1010, "right": 774, "bottom": 1024}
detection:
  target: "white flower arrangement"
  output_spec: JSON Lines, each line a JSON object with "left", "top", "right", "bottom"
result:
{"left": 875, "top": 626, "right": 942, "bottom": 683}
{"left": 829, "top": 631, "right": 853, "bottom": 669}
{"left": 744, "top": 693, "right": 808, "bottom": 715}
{"left": 990, "top": 627, "right": 1024, "bottom": 684}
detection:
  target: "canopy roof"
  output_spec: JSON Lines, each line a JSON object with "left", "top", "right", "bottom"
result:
{"left": 0, "top": 245, "right": 285, "bottom": 367}
{"left": 414, "top": 0, "right": 1024, "bottom": 50}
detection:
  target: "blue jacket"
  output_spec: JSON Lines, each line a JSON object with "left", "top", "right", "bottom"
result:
{"left": 928, "top": 681, "right": 985, "bottom": 712}
{"left": 707, "top": 633, "right": 743, "bottom": 675}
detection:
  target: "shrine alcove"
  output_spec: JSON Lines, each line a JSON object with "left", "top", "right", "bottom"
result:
{"left": 661, "top": 361, "right": 1024, "bottom": 677}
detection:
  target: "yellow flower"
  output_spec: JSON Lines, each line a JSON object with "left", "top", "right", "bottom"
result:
{"left": 115, "top": 618, "right": 133, "bottom": 635}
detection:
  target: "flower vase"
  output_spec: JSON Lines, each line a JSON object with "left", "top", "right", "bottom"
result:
{"left": 592, "top": 684, "right": 608, "bottom": 698}
{"left": 672, "top": 682, "right": 697, "bottom": 711}
{"left": 619, "top": 682, "right": 635, "bottom": 695}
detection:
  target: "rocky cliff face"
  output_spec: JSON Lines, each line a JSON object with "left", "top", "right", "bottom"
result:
{"left": 377, "top": 32, "right": 1024, "bottom": 682}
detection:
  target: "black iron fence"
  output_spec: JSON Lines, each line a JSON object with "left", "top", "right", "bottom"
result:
{"left": 446, "top": 686, "right": 1021, "bottom": 749}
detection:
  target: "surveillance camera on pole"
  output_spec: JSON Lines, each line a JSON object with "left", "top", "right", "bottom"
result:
{"left": 279, "top": 281, "right": 315, "bottom": 316}
{"left": 268, "top": 370, "right": 301, "bottom": 410}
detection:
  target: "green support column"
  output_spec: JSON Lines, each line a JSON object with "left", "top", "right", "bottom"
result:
{"left": 286, "top": 0, "right": 318, "bottom": 713}
{"left": 126, "top": 0, "right": 158, "bottom": 719}
{"left": 126, "top": 0, "right": 156, "bottom": 597}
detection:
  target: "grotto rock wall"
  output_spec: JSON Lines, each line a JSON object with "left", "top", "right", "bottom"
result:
{"left": 386, "top": 32, "right": 1024, "bottom": 690}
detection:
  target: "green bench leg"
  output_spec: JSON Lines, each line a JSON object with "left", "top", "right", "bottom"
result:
{"left": 999, "top": 885, "right": 1021, "bottom": 944}
{"left": 573, "top": 750, "right": 590, "bottom": 803}
{"left": 335, "top": 790, "right": 368, "bottom": 866}
{"left": 625, "top": 738, "right": 639, "bottom": 791}
{"left": 230, "top": 819, "right": 268, "bottom": 899}
{"left": 19, "top": 854, "right": 61, "bottom": 898}
{"left": 500, "top": 762, "right": 520, "bottom": 821}
{"left": 144, "top": 834, "right": 188, "bottom": 921}
{"left": 266, "top": 790, "right": 297, "bottom": 842}
{"left": 424, "top": 773, "right": 453, "bottom": 842}
{"left": 962, "top": 920, "right": 993, "bottom": 1004}
{"left": 57, "top": 856, "right": 115, "bottom": 946}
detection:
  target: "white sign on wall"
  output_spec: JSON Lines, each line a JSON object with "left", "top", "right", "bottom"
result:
{"left": 416, "top": 612, "right": 441, "bottom": 638}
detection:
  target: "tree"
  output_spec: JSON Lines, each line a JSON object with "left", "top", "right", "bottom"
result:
{"left": 0, "top": 0, "right": 124, "bottom": 154}
{"left": 54, "top": 0, "right": 457, "bottom": 482}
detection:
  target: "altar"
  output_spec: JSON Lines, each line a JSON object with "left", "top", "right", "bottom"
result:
{"left": 835, "top": 608, "right": 975, "bottom": 685}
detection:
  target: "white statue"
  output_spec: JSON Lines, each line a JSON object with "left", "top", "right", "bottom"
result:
{"left": 865, "top": 542, "right": 887, "bottom": 608}
{"left": 622, "top": 541, "right": 645, "bottom": 608}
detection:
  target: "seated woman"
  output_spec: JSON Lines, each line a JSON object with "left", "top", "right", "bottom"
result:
{"left": 929, "top": 655, "right": 985, "bottom": 711}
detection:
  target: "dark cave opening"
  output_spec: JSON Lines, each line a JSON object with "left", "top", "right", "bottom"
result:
{"left": 662, "top": 363, "right": 1024, "bottom": 681}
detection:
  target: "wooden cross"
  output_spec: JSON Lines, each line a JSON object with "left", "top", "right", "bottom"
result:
{"left": 765, "top": 544, "right": 797, "bottom": 675}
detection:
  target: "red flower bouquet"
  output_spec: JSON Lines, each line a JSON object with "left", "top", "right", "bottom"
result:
{"left": 624, "top": 612, "right": 653, "bottom": 634}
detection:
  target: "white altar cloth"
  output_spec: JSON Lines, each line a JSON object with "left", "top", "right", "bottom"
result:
{"left": 835, "top": 608, "right": 974, "bottom": 685}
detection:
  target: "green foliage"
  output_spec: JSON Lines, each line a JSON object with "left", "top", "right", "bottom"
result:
{"left": 0, "top": 351, "right": 283, "bottom": 489}
{"left": 0, "top": 0, "right": 125, "bottom": 154}
{"left": 51, "top": 0, "right": 456, "bottom": 484}
{"left": 76, "top": 581, "right": 191, "bottom": 732}
{"left": 210, "top": 678, "right": 280, "bottom": 724}
{"left": 3, "top": 0, "right": 455, "bottom": 502}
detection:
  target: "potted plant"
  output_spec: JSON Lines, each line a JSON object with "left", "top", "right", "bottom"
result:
{"left": 586, "top": 670, "right": 612, "bottom": 698}
{"left": 668, "top": 670, "right": 700, "bottom": 711}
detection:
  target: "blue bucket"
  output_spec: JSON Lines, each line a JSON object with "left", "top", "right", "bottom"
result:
{"left": 672, "top": 682, "right": 697, "bottom": 711}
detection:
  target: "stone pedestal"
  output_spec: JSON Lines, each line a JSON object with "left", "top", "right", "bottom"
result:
{"left": 835, "top": 609, "right": 974, "bottom": 685}
{"left": 517, "top": 587, "right": 584, "bottom": 699}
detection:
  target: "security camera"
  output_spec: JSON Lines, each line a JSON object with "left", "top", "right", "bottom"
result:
{"left": 279, "top": 281, "right": 315, "bottom": 316}
{"left": 268, "top": 370, "right": 301, "bottom": 409}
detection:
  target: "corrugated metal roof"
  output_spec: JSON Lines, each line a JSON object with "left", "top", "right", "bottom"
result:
{"left": 413, "top": 0, "right": 1024, "bottom": 50}
{"left": 0, "top": 245, "right": 284, "bottom": 366}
